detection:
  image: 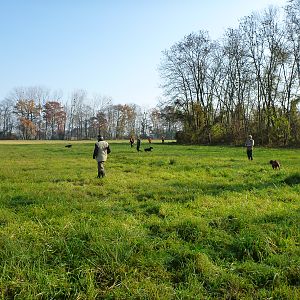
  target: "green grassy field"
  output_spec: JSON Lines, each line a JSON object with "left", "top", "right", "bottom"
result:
{"left": 0, "top": 140, "right": 299, "bottom": 299}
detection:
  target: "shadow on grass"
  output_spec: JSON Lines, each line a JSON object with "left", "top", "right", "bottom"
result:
{"left": 282, "top": 173, "right": 300, "bottom": 186}
{"left": 135, "top": 172, "right": 300, "bottom": 204}
{"left": 7, "top": 195, "right": 35, "bottom": 208}
{"left": 196, "top": 173, "right": 300, "bottom": 197}
{"left": 197, "top": 181, "right": 269, "bottom": 196}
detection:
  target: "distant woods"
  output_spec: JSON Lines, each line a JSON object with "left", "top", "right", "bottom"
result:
{"left": 159, "top": 0, "right": 300, "bottom": 146}
{"left": 1, "top": 1, "right": 300, "bottom": 145}
{"left": 0, "top": 87, "right": 179, "bottom": 140}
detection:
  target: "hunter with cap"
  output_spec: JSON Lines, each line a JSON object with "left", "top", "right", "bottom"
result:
{"left": 93, "top": 135, "right": 111, "bottom": 178}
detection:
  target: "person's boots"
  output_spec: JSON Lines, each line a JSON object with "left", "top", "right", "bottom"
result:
{"left": 98, "top": 170, "right": 105, "bottom": 178}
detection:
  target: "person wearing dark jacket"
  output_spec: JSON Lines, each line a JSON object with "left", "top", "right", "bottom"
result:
{"left": 136, "top": 137, "right": 141, "bottom": 152}
{"left": 93, "top": 135, "right": 111, "bottom": 177}
{"left": 129, "top": 136, "right": 134, "bottom": 148}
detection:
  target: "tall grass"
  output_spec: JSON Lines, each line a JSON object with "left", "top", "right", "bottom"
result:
{"left": 0, "top": 140, "right": 299, "bottom": 299}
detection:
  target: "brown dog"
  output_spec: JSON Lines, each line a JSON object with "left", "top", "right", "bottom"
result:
{"left": 270, "top": 160, "right": 280, "bottom": 170}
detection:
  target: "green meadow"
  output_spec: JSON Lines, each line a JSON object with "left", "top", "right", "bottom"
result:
{"left": 0, "top": 140, "right": 299, "bottom": 299}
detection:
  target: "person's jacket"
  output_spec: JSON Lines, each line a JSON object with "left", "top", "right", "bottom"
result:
{"left": 93, "top": 141, "right": 110, "bottom": 162}
{"left": 245, "top": 138, "right": 254, "bottom": 150}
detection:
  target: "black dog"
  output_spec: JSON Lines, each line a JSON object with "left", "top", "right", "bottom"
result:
{"left": 65, "top": 144, "right": 72, "bottom": 148}
{"left": 270, "top": 160, "right": 280, "bottom": 170}
{"left": 144, "top": 147, "right": 153, "bottom": 152}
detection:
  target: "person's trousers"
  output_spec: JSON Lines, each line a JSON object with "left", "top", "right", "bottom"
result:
{"left": 97, "top": 161, "right": 105, "bottom": 177}
{"left": 247, "top": 149, "right": 253, "bottom": 160}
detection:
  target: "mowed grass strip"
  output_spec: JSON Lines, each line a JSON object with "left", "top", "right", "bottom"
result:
{"left": 0, "top": 141, "right": 299, "bottom": 299}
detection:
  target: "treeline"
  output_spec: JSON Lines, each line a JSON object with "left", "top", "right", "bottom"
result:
{"left": 159, "top": 0, "right": 300, "bottom": 146}
{"left": 2, "top": 1, "right": 300, "bottom": 145}
{"left": 0, "top": 87, "right": 180, "bottom": 140}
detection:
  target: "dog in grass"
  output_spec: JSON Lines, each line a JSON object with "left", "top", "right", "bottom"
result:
{"left": 144, "top": 147, "right": 153, "bottom": 152}
{"left": 270, "top": 160, "right": 280, "bottom": 170}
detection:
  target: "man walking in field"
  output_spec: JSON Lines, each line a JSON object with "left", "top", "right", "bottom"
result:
{"left": 245, "top": 134, "right": 254, "bottom": 160}
{"left": 93, "top": 135, "right": 111, "bottom": 178}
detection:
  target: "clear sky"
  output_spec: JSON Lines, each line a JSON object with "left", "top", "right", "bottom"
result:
{"left": 0, "top": 0, "right": 287, "bottom": 108}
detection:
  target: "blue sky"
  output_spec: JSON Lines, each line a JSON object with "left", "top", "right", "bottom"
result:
{"left": 0, "top": 0, "right": 287, "bottom": 108}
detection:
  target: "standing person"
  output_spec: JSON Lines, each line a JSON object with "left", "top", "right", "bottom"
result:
{"left": 245, "top": 134, "right": 254, "bottom": 160}
{"left": 93, "top": 135, "right": 111, "bottom": 178}
{"left": 129, "top": 136, "right": 134, "bottom": 148}
{"left": 147, "top": 136, "right": 152, "bottom": 143}
{"left": 137, "top": 137, "right": 141, "bottom": 152}
{"left": 161, "top": 136, "right": 165, "bottom": 143}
